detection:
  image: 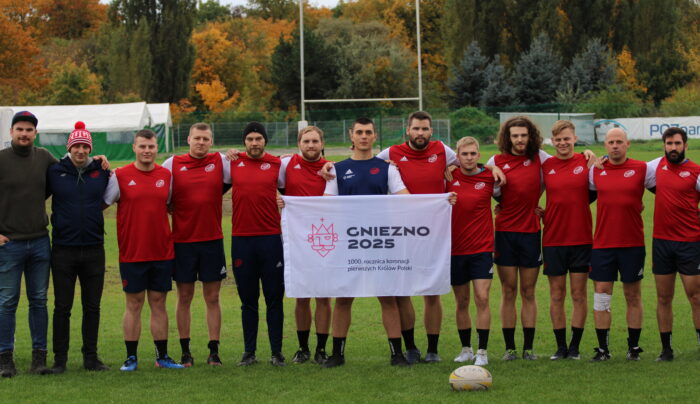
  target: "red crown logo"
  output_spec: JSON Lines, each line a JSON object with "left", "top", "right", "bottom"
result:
{"left": 307, "top": 220, "right": 339, "bottom": 257}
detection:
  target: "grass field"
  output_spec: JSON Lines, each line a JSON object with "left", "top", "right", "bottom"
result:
{"left": 4, "top": 140, "right": 700, "bottom": 403}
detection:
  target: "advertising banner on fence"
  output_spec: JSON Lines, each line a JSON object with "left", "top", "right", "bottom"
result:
{"left": 281, "top": 194, "right": 452, "bottom": 298}
{"left": 595, "top": 116, "right": 700, "bottom": 140}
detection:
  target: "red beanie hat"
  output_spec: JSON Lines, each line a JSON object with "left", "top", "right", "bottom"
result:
{"left": 67, "top": 121, "right": 92, "bottom": 152}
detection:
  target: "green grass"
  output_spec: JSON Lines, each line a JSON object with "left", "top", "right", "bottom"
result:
{"left": 4, "top": 140, "right": 700, "bottom": 403}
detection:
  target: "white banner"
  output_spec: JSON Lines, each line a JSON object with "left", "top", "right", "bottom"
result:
{"left": 281, "top": 194, "right": 452, "bottom": 298}
{"left": 595, "top": 116, "right": 700, "bottom": 140}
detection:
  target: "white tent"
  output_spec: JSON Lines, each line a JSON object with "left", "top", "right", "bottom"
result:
{"left": 0, "top": 108, "right": 13, "bottom": 149}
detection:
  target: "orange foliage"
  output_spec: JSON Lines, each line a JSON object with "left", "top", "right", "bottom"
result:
{"left": 33, "top": 0, "right": 107, "bottom": 40}
{"left": 617, "top": 46, "right": 647, "bottom": 94}
{"left": 196, "top": 79, "right": 240, "bottom": 113}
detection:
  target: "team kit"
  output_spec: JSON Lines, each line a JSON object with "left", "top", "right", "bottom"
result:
{"left": 0, "top": 110, "right": 699, "bottom": 377}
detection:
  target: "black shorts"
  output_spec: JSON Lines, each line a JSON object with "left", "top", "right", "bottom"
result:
{"left": 590, "top": 247, "right": 645, "bottom": 283}
{"left": 494, "top": 231, "right": 542, "bottom": 268}
{"left": 119, "top": 259, "right": 174, "bottom": 293}
{"left": 543, "top": 245, "right": 591, "bottom": 276}
{"left": 451, "top": 252, "right": 494, "bottom": 285}
{"left": 652, "top": 238, "right": 700, "bottom": 276}
{"left": 174, "top": 239, "right": 227, "bottom": 283}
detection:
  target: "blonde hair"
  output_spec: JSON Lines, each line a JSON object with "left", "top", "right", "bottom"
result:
{"left": 455, "top": 136, "right": 480, "bottom": 152}
{"left": 551, "top": 120, "right": 575, "bottom": 137}
{"left": 297, "top": 125, "right": 324, "bottom": 143}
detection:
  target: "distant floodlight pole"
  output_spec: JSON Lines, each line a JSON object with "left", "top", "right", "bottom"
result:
{"left": 300, "top": 0, "right": 306, "bottom": 121}
{"left": 415, "top": 0, "right": 423, "bottom": 111}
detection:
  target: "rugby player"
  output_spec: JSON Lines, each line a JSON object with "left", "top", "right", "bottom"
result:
{"left": 322, "top": 117, "right": 411, "bottom": 368}
{"left": 646, "top": 127, "right": 700, "bottom": 361}
{"left": 277, "top": 126, "right": 332, "bottom": 365}
{"left": 162, "top": 123, "right": 230, "bottom": 367}
{"left": 104, "top": 129, "right": 184, "bottom": 371}
{"left": 229, "top": 122, "right": 286, "bottom": 367}
{"left": 588, "top": 128, "right": 654, "bottom": 361}
{"left": 446, "top": 137, "right": 500, "bottom": 366}
{"left": 540, "top": 121, "right": 593, "bottom": 360}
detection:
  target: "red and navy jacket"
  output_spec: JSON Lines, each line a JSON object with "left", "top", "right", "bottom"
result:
{"left": 47, "top": 156, "right": 110, "bottom": 246}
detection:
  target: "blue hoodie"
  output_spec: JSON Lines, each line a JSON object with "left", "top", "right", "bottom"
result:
{"left": 47, "top": 156, "right": 110, "bottom": 246}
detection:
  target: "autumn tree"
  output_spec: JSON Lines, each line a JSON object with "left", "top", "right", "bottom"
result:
{"left": 34, "top": 0, "right": 107, "bottom": 40}
{"left": 45, "top": 61, "right": 103, "bottom": 105}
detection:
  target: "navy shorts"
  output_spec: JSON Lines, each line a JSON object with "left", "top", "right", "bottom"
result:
{"left": 494, "top": 231, "right": 542, "bottom": 268}
{"left": 543, "top": 245, "right": 592, "bottom": 276}
{"left": 119, "top": 259, "right": 174, "bottom": 293}
{"left": 590, "top": 247, "right": 645, "bottom": 283}
{"left": 451, "top": 252, "right": 494, "bottom": 285}
{"left": 174, "top": 239, "right": 227, "bottom": 283}
{"left": 652, "top": 239, "right": 700, "bottom": 276}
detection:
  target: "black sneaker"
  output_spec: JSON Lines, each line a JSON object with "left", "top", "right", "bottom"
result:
{"left": 238, "top": 352, "right": 257, "bottom": 366}
{"left": 51, "top": 360, "right": 67, "bottom": 374}
{"left": 270, "top": 352, "right": 286, "bottom": 367}
{"left": 567, "top": 346, "right": 581, "bottom": 360}
{"left": 390, "top": 354, "right": 411, "bottom": 367}
{"left": 313, "top": 350, "right": 329, "bottom": 365}
{"left": 321, "top": 354, "right": 345, "bottom": 368}
{"left": 84, "top": 357, "right": 110, "bottom": 371}
{"left": 656, "top": 348, "right": 674, "bottom": 362}
{"left": 181, "top": 352, "right": 194, "bottom": 368}
{"left": 207, "top": 353, "right": 223, "bottom": 366}
{"left": 590, "top": 347, "right": 611, "bottom": 362}
{"left": 30, "top": 349, "right": 52, "bottom": 375}
{"left": 292, "top": 349, "right": 311, "bottom": 364}
{"left": 550, "top": 347, "right": 568, "bottom": 360}
{"left": 626, "top": 347, "right": 643, "bottom": 361}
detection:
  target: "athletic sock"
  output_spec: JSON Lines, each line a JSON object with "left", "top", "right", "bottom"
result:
{"left": 523, "top": 327, "right": 535, "bottom": 351}
{"left": 401, "top": 328, "right": 418, "bottom": 351}
{"left": 389, "top": 338, "right": 403, "bottom": 356}
{"left": 208, "top": 340, "right": 219, "bottom": 355}
{"left": 154, "top": 340, "right": 168, "bottom": 360}
{"left": 125, "top": 340, "right": 138, "bottom": 358}
{"left": 458, "top": 328, "right": 472, "bottom": 348}
{"left": 316, "top": 333, "right": 329, "bottom": 352}
{"left": 569, "top": 327, "right": 584, "bottom": 350}
{"left": 427, "top": 334, "right": 440, "bottom": 354}
{"left": 553, "top": 328, "right": 567, "bottom": 349}
{"left": 332, "top": 337, "right": 346, "bottom": 357}
{"left": 179, "top": 338, "right": 191, "bottom": 354}
{"left": 627, "top": 328, "right": 641, "bottom": 348}
{"left": 477, "top": 329, "right": 490, "bottom": 350}
{"left": 660, "top": 332, "right": 672, "bottom": 351}
{"left": 595, "top": 328, "right": 609, "bottom": 351}
{"left": 297, "top": 330, "right": 310, "bottom": 351}
{"left": 502, "top": 328, "right": 516, "bottom": 350}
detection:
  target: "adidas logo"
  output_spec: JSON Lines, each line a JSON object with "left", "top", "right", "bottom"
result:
{"left": 489, "top": 266, "right": 493, "bottom": 274}
{"left": 276, "top": 261, "right": 283, "bottom": 268}
{"left": 60, "top": 173, "right": 66, "bottom": 177}
{"left": 400, "top": 156, "right": 408, "bottom": 162}
{"left": 345, "top": 169, "right": 353, "bottom": 175}
{"left": 220, "top": 266, "right": 226, "bottom": 275}
{"left": 128, "top": 180, "right": 136, "bottom": 186}
{"left": 180, "top": 166, "right": 188, "bottom": 171}
{"left": 638, "top": 268, "right": 644, "bottom": 276}
{"left": 237, "top": 162, "right": 245, "bottom": 167}
{"left": 453, "top": 181, "right": 460, "bottom": 186}
{"left": 600, "top": 171, "right": 607, "bottom": 176}
{"left": 662, "top": 165, "right": 668, "bottom": 170}
{"left": 503, "top": 163, "right": 510, "bottom": 169}
{"left": 548, "top": 169, "right": 556, "bottom": 175}
{"left": 294, "top": 164, "right": 301, "bottom": 169}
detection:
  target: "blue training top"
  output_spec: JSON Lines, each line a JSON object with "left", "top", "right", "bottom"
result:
{"left": 335, "top": 157, "right": 390, "bottom": 196}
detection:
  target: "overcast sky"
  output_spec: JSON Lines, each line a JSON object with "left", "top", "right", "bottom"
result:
{"left": 221, "top": 0, "right": 341, "bottom": 8}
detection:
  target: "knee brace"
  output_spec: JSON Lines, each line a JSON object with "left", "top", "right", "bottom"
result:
{"left": 593, "top": 293, "right": 611, "bottom": 312}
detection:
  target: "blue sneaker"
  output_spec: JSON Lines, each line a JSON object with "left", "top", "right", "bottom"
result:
{"left": 120, "top": 356, "right": 138, "bottom": 372}
{"left": 155, "top": 355, "right": 185, "bottom": 369}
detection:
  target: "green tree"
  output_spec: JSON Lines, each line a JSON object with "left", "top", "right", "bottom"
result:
{"left": 574, "top": 86, "right": 645, "bottom": 119}
{"left": 245, "top": 0, "right": 296, "bottom": 20}
{"left": 481, "top": 55, "right": 516, "bottom": 108}
{"left": 513, "top": 33, "right": 562, "bottom": 105}
{"left": 659, "top": 84, "right": 700, "bottom": 116}
{"left": 447, "top": 41, "right": 488, "bottom": 108}
{"left": 197, "top": 0, "right": 230, "bottom": 25}
{"left": 46, "top": 61, "right": 103, "bottom": 105}
{"left": 449, "top": 106, "right": 500, "bottom": 143}
{"left": 561, "top": 38, "right": 616, "bottom": 96}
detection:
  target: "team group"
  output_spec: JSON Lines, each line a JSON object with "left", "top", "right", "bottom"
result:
{"left": 0, "top": 109, "right": 698, "bottom": 377}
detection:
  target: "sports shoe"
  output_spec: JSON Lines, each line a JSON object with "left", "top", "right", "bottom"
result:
{"left": 655, "top": 348, "right": 674, "bottom": 362}
{"left": 238, "top": 352, "right": 257, "bottom": 366}
{"left": 522, "top": 350, "right": 538, "bottom": 360}
{"left": 180, "top": 352, "right": 194, "bottom": 368}
{"left": 453, "top": 347, "right": 475, "bottom": 363}
{"left": 207, "top": 353, "right": 223, "bottom": 366}
{"left": 313, "top": 350, "right": 329, "bottom": 365}
{"left": 390, "top": 354, "right": 411, "bottom": 367}
{"left": 120, "top": 355, "right": 138, "bottom": 371}
{"left": 155, "top": 355, "right": 185, "bottom": 369}
{"left": 51, "top": 360, "right": 67, "bottom": 374}
{"left": 321, "top": 354, "right": 345, "bottom": 368}
{"left": 550, "top": 347, "right": 568, "bottom": 360}
{"left": 292, "top": 349, "right": 311, "bottom": 364}
{"left": 502, "top": 349, "right": 518, "bottom": 361}
{"left": 270, "top": 352, "right": 286, "bottom": 367}
{"left": 404, "top": 348, "right": 421, "bottom": 364}
{"left": 84, "top": 357, "right": 110, "bottom": 371}
{"left": 30, "top": 349, "right": 52, "bottom": 375}
{"left": 626, "top": 346, "right": 643, "bottom": 361}
{"left": 567, "top": 346, "right": 581, "bottom": 360}
{"left": 423, "top": 352, "right": 441, "bottom": 363}
{"left": 590, "top": 347, "right": 611, "bottom": 362}
{"left": 0, "top": 351, "right": 17, "bottom": 378}
{"left": 474, "top": 349, "right": 488, "bottom": 366}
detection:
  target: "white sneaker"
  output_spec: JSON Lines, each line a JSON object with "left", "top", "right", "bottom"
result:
{"left": 453, "top": 347, "right": 474, "bottom": 362}
{"left": 474, "top": 349, "right": 488, "bottom": 366}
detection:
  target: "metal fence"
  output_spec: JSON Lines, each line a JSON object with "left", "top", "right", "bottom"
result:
{"left": 172, "top": 118, "right": 451, "bottom": 149}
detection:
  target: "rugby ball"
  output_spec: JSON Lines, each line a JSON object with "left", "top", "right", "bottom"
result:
{"left": 449, "top": 365, "right": 492, "bottom": 391}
